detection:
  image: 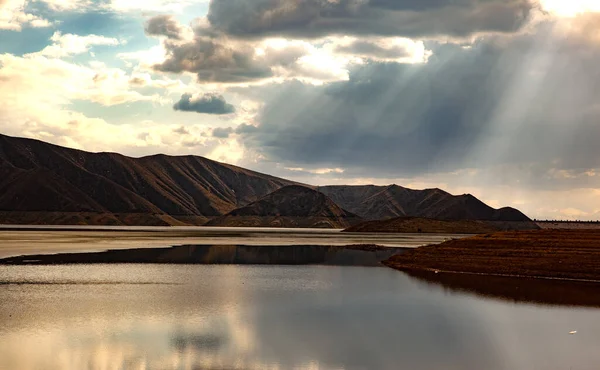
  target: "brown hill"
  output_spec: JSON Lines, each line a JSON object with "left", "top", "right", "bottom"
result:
{"left": 206, "top": 185, "right": 363, "bottom": 228}
{"left": 0, "top": 134, "right": 534, "bottom": 226}
{"left": 318, "top": 185, "right": 531, "bottom": 222}
{"left": 0, "top": 133, "right": 294, "bottom": 224}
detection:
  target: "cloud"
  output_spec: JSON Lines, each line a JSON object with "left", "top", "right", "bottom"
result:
{"left": 333, "top": 37, "right": 432, "bottom": 63}
{"left": 173, "top": 93, "right": 236, "bottom": 114}
{"left": 38, "top": 0, "right": 196, "bottom": 13}
{"left": 0, "top": 0, "right": 52, "bottom": 30}
{"left": 155, "top": 36, "right": 274, "bottom": 83}
{"left": 0, "top": 53, "right": 160, "bottom": 107}
{"left": 153, "top": 35, "right": 352, "bottom": 84}
{"left": 206, "top": 0, "right": 533, "bottom": 39}
{"left": 28, "top": 31, "right": 122, "bottom": 58}
{"left": 173, "top": 125, "right": 189, "bottom": 135}
{"left": 235, "top": 18, "right": 600, "bottom": 182}
{"left": 145, "top": 15, "right": 184, "bottom": 40}
{"left": 234, "top": 123, "right": 258, "bottom": 134}
{"left": 212, "top": 126, "right": 233, "bottom": 138}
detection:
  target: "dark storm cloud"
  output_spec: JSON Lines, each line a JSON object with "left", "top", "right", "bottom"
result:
{"left": 236, "top": 23, "right": 600, "bottom": 180}
{"left": 335, "top": 40, "right": 412, "bottom": 59}
{"left": 206, "top": 0, "right": 533, "bottom": 39}
{"left": 173, "top": 93, "right": 236, "bottom": 114}
{"left": 154, "top": 37, "right": 273, "bottom": 83}
{"left": 145, "top": 15, "right": 183, "bottom": 40}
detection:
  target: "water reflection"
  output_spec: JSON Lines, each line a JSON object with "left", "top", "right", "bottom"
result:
{"left": 404, "top": 269, "right": 600, "bottom": 308}
{"left": 1, "top": 265, "right": 600, "bottom": 369}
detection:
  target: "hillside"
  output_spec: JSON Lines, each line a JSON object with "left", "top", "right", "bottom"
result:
{"left": 0, "top": 134, "right": 533, "bottom": 226}
{"left": 318, "top": 185, "right": 531, "bottom": 222}
{"left": 0, "top": 134, "right": 294, "bottom": 224}
{"left": 206, "top": 185, "right": 363, "bottom": 228}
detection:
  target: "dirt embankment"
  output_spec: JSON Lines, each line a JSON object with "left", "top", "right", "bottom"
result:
{"left": 384, "top": 229, "right": 600, "bottom": 281}
{"left": 344, "top": 217, "right": 538, "bottom": 234}
{"left": 344, "top": 217, "right": 498, "bottom": 234}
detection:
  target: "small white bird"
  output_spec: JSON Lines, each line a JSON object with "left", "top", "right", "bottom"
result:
{"left": 569, "top": 331, "right": 577, "bottom": 335}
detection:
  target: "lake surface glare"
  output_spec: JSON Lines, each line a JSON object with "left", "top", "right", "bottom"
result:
{"left": 1, "top": 264, "right": 600, "bottom": 370}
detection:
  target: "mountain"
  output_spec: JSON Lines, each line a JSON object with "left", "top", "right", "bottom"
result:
{"left": 343, "top": 216, "right": 538, "bottom": 234}
{"left": 317, "top": 185, "right": 531, "bottom": 222}
{"left": 0, "top": 134, "right": 533, "bottom": 226}
{"left": 206, "top": 185, "right": 363, "bottom": 228}
{"left": 0, "top": 134, "right": 294, "bottom": 225}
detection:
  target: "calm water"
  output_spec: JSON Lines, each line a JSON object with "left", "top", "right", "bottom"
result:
{"left": 0, "top": 227, "right": 462, "bottom": 258}
{"left": 1, "top": 264, "right": 599, "bottom": 370}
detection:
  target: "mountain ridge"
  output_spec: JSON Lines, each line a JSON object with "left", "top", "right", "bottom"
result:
{"left": 317, "top": 184, "right": 530, "bottom": 222}
{"left": 0, "top": 134, "right": 532, "bottom": 226}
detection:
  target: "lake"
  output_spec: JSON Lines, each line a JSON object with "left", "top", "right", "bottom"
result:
{"left": 0, "top": 226, "right": 461, "bottom": 258}
{"left": 1, "top": 264, "right": 600, "bottom": 370}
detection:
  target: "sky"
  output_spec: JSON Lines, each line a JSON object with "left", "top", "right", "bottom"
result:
{"left": 1, "top": 0, "right": 600, "bottom": 220}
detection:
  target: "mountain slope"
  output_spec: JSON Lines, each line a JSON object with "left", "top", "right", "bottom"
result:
{"left": 318, "top": 185, "right": 531, "bottom": 222}
{"left": 0, "top": 134, "right": 294, "bottom": 220}
{"left": 206, "top": 185, "right": 363, "bottom": 228}
{"left": 0, "top": 134, "right": 533, "bottom": 226}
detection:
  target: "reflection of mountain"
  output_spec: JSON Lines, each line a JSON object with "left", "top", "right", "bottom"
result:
{"left": 0, "top": 134, "right": 533, "bottom": 226}
{"left": 206, "top": 185, "right": 363, "bottom": 228}
{"left": 0, "top": 244, "right": 401, "bottom": 266}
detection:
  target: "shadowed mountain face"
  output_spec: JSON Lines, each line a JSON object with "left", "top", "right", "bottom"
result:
{"left": 206, "top": 185, "right": 363, "bottom": 228}
{"left": 0, "top": 134, "right": 294, "bottom": 220}
{"left": 318, "top": 185, "right": 531, "bottom": 221}
{"left": 0, "top": 134, "right": 532, "bottom": 226}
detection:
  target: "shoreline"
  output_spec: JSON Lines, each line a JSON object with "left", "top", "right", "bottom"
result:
{"left": 384, "top": 265, "right": 600, "bottom": 284}
{"left": 383, "top": 229, "right": 600, "bottom": 282}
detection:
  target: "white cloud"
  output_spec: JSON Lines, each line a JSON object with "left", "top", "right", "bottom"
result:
{"left": 0, "top": 0, "right": 52, "bottom": 30}
{"left": 0, "top": 53, "right": 159, "bottom": 107}
{"left": 106, "top": 0, "right": 198, "bottom": 13}
{"left": 28, "top": 32, "right": 123, "bottom": 58}
{"left": 37, "top": 0, "right": 200, "bottom": 13}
